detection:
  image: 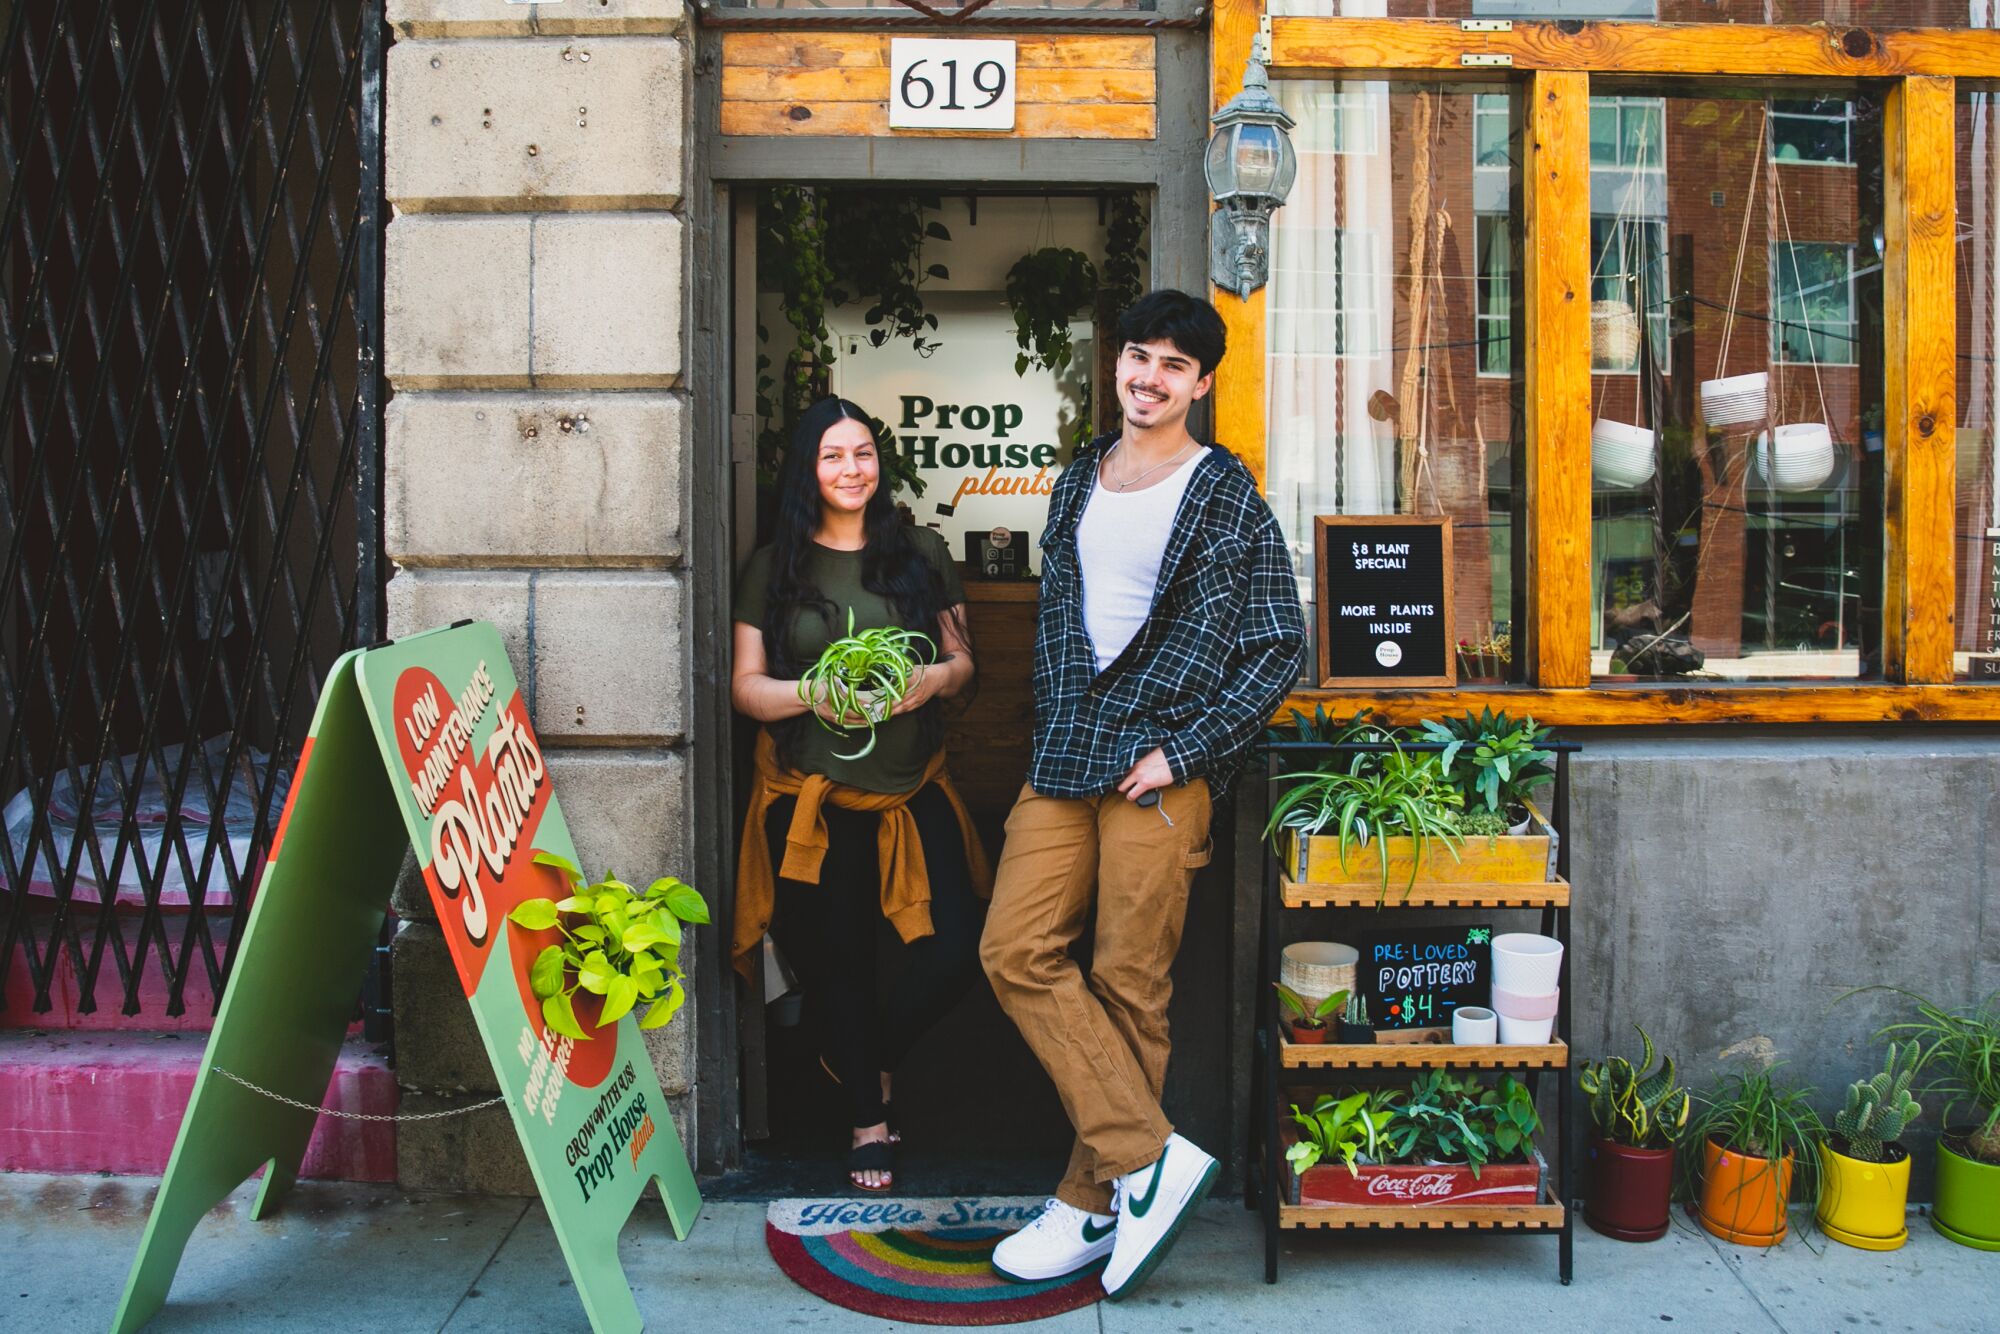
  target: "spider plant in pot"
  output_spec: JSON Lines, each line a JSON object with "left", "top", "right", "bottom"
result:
{"left": 1264, "top": 738, "right": 1463, "bottom": 901}
{"left": 795, "top": 608, "right": 934, "bottom": 761}
{"left": 1274, "top": 983, "right": 1348, "bottom": 1045}
{"left": 1686, "top": 1062, "right": 1827, "bottom": 1247}
{"left": 505, "top": 851, "right": 710, "bottom": 1040}
{"left": 1879, "top": 990, "right": 2000, "bottom": 1250}
{"left": 1579, "top": 1025, "right": 1690, "bottom": 1242}
{"left": 1816, "top": 1042, "right": 1922, "bottom": 1251}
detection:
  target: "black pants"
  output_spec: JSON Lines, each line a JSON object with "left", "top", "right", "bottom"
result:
{"left": 764, "top": 784, "right": 983, "bottom": 1129}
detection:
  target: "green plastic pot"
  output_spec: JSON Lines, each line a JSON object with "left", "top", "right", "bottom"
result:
{"left": 1933, "top": 1134, "right": 2000, "bottom": 1251}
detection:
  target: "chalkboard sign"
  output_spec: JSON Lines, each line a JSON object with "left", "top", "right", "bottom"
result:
{"left": 1358, "top": 924, "right": 1491, "bottom": 1037}
{"left": 1313, "top": 516, "right": 1455, "bottom": 687}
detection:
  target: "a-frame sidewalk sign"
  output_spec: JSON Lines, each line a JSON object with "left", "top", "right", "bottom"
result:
{"left": 113, "top": 621, "right": 701, "bottom": 1334}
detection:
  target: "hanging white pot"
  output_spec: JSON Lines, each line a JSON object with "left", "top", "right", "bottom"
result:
{"left": 1699, "top": 371, "right": 1770, "bottom": 428}
{"left": 1591, "top": 418, "right": 1657, "bottom": 490}
{"left": 1751, "top": 423, "right": 1837, "bottom": 492}
{"left": 1591, "top": 299, "right": 1642, "bottom": 367}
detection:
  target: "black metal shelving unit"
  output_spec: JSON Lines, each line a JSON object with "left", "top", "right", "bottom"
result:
{"left": 1249, "top": 739, "right": 1580, "bottom": 1285}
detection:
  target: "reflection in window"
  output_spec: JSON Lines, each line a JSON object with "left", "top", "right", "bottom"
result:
{"left": 1269, "top": 82, "right": 1522, "bottom": 680}
{"left": 1588, "top": 92, "right": 1883, "bottom": 683}
{"left": 1772, "top": 242, "right": 1858, "bottom": 366}
{"left": 1477, "top": 215, "right": 1512, "bottom": 378}
{"left": 1770, "top": 98, "right": 1855, "bottom": 166}
{"left": 1954, "top": 89, "right": 2000, "bottom": 681}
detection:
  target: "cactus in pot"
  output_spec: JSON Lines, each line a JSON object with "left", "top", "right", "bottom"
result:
{"left": 1832, "top": 1042, "right": 1922, "bottom": 1164}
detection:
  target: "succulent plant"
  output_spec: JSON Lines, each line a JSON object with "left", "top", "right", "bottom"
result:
{"left": 1579, "top": 1025, "right": 1692, "bottom": 1150}
{"left": 1833, "top": 1042, "right": 1922, "bottom": 1164}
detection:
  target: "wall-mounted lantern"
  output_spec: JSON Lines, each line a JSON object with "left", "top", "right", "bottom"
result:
{"left": 1206, "top": 55, "right": 1297, "bottom": 300}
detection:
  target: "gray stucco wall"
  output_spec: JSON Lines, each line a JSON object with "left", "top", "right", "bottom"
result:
{"left": 1568, "top": 728, "right": 2000, "bottom": 1194}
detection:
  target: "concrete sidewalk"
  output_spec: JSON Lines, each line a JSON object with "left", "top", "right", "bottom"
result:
{"left": 9, "top": 1171, "right": 1985, "bottom": 1333}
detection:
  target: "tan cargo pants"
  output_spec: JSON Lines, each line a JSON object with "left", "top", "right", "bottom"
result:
{"left": 979, "top": 780, "right": 1213, "bottom": 1215}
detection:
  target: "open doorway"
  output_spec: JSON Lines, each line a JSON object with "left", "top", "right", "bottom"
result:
{"left": 726, "top": 185, "right": 1153, "bottom": 1194}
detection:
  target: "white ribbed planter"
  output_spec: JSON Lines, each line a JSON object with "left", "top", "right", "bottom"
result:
{"left": 1752, "top": 423, "right": 1837, "bottom": 492}
{"left": 1700, "top": 371, "right": 1769, "bottom": 427}
{"left": 1591, "top": 418, "right": 1657, "bottom": 489}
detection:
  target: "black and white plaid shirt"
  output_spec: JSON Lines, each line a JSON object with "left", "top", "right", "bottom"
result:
{"left": 1026, "top": 435, "right": 1308, "bottom": 799}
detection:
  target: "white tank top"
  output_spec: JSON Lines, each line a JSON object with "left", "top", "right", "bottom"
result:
{"left": 1075, "top": 446, "right": 1208, "bottom": 673}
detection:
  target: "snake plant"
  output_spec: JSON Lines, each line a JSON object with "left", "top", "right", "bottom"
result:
{"left": 1579, "top": 1025, "right": 1692, "bottom": 1150}
{"left": 796, "top": 608, "right": 934, "bottom": 761}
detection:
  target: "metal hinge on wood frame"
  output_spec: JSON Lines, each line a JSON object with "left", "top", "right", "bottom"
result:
{"left": 1461, "top": 18, "right": 1512, "bottom": 32}
{"left": 1461, "top": 53, "right": 1515, "bottom": 67}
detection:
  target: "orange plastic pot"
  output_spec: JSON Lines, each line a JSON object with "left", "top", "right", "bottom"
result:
{"left": 1694, "top": 1136, "right": 1794, "bottom": 1246}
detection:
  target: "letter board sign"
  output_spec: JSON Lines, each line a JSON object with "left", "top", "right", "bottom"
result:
{"left": 1314, "top": 515, "right": 1455, "bottom": 687}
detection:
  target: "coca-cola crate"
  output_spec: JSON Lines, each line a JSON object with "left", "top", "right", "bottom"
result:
{"left": 1283, "top": 1132, "right": 1545, "bottom": 1207}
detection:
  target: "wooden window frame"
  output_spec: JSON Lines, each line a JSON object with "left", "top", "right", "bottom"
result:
{"left": 1211, "top": 12, "right": 1979, "bottom": 725}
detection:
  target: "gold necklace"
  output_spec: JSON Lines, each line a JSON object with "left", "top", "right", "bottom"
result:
{"left": 1107, "top": 439, "right": 1197, "bottom": 492}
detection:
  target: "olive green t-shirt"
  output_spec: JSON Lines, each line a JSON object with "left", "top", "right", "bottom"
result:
{"left": 735, "top": 528, "right": 965, "bottom": 793}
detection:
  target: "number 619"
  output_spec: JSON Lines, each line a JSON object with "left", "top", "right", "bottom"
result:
{"left": 900, "top": 58, "right": 1007, "bottom": 112}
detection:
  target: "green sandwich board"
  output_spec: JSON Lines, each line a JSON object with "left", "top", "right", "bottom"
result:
{"left": 114, "top": 622, "right": 700, "bottom": 1333}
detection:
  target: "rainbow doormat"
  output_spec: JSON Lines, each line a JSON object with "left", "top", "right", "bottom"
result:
{"left": 764, "top": 1196, "right": 1105, "bottom": 1325}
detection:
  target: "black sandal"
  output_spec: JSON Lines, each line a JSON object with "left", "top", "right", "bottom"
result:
{"left": 820, "top": 1055, "right": 901, "bottom": 1144}
{"left": 848, "top": 1138, "right": 896, "bottom": 1194}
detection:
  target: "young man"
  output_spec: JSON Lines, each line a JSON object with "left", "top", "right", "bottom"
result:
{"left": 983, "top": 290, "right": 1307, "bottom": 1299}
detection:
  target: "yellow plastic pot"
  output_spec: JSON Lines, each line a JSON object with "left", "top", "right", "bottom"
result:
{"left": 1816, "top": 1140, "right": 1910, "bottom": 1251}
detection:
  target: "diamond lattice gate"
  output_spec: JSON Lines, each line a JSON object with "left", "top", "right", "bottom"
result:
{"left": 0, "top": 1, "right": 384, "bottom": 1021}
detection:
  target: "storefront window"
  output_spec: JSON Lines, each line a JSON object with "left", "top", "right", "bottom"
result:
{"left": 1955, "top": 88, "right": 2000, "bottom": 683}
{"left": 1268, "top": 3, "right": 1976, "bottom": 26}
{"left": 1270, "top": 81, "right": 1525, "bottom": 683}
{"left": 1587, "top": 90, "right": 1884, "bottom": 683}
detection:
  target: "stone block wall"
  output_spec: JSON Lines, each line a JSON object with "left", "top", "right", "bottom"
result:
{"left": 382, "top": 0, "right": 694, "bottom": 1194}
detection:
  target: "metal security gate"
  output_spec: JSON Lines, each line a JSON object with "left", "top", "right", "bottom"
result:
{"left": 0, "top": 1, "right": 383, "bottom": 1019}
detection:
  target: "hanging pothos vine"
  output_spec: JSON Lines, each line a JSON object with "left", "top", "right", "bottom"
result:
{"left": 1005, "top": 246, "right": 1099, "bottom": 451}
{"left": 756, "top": 187, "right": 945, "bottom": 497}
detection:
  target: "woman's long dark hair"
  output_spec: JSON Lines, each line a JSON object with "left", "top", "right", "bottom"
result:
{"left": 762, "top": 397, "right": 959, "bottom": 767}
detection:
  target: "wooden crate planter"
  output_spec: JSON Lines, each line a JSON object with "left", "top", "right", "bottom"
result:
{"left": 1283, "top": 1129, "right": 1545, "bottom": 1207}
{"left": 1285, "top": 817, "right": 1555, "bottom": 887}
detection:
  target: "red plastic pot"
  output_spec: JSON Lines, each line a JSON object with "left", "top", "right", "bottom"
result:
{"left": 1585, "top": 1137, "right": 1676, "bottom": 1242}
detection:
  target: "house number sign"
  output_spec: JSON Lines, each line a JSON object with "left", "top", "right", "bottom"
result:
{"left": 889, "top": 39, "right": 1017, "bottom": 131}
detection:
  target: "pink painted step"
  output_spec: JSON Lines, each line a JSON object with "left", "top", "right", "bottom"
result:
{"left": 0, "top": 1029, "right": 396, "bottom": 1181}
{"left": 3, "top": 938, "right": 222, "bottom": 1032}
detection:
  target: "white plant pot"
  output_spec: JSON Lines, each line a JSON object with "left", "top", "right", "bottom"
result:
{"left": 1498, "top": 1012, "right": 1557, "bottom": 1045}
{"left": 1281, "top": 941, "right": 1358, "bottom": 1011}
{"left": 1591, "top": 418, "right": 1657, "bottom": 490}
{"left": 1752, "top": 422, "right": 1837, "bottom": 492}
{"left": 1452, "top": 1006, "right": 1499, "bottom": 1045}
{"left": 1492, "top": 932, "right": 1564, "bottom": 995}
{"left": 1700, "top": 371, "right": 1770, "bottom": 427}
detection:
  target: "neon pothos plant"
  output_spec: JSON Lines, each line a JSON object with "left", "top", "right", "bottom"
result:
{"left": 796, "top": 608, "right": 934, "bottom": 761}
{"left": 506, "top": 851, "right": 710, "bottom": 1041}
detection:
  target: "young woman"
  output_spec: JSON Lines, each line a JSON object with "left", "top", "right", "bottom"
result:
{"left": 731, "top": 396, "right": 987, "bottom": 1193}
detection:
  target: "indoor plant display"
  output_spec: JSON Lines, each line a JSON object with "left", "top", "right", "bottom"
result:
{"left": 1687, "top": 1063, "right": 1826, "bottom": 1246}
{"left": 1579, "top": 1026, "right": 1690, "bottom": 1241}
{"left": 1816, "top": 1042, "right": 1922, "bottom": 1250}
{"left": 1275, "top": 983, "right": 1347, "bottom": 1045}
{"left": 506, "top": 851, "right": 710, "bottom": 1040}
{"left": 1881, "top": 990, "right": 2000, "bottom": 1250}
{"left": 795, "top": 608, "right": 934, "bottom": 761}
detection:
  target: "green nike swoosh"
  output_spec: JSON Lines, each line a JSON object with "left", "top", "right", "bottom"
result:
{"left": 1124, "top": 1157, "right": 1165, "bottom": 1219}
{"left": 1081, "top": 1216, "right": 1116, "bottom": 1243}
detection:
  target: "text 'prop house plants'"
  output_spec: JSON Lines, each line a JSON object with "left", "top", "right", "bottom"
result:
{"left": 507, "top": 852, "right": 710, "bottom": 1040}
{"left": 1817, "top": 1042, "right": 1922, "bottom": 1251}
{"left": 1687, "top": 1063, "right": 1826, "bottom": 1247}
{"left": 795, "top": 609, "right": 934, "bottom": 761}
{"left": 1580, "top": 1026, "right": 1690, "bottom": 1242}
{"left": 1883, "top": 990, "right": 2000, "bottom": 1250}
{"left": 1283, "top": 1072, "right": 1545, "bottom": 1206}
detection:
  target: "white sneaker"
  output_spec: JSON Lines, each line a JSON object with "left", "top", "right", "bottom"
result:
{"left": 1101, "top": 1133, "right": 1218, "bottom": 1302}
{"left": 990, "top": 1198, "right": 1118, "bottom": 1282}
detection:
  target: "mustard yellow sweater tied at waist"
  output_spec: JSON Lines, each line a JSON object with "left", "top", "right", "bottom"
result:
{"left": 732, "top": 730, "right": 992, "bottom": 980}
